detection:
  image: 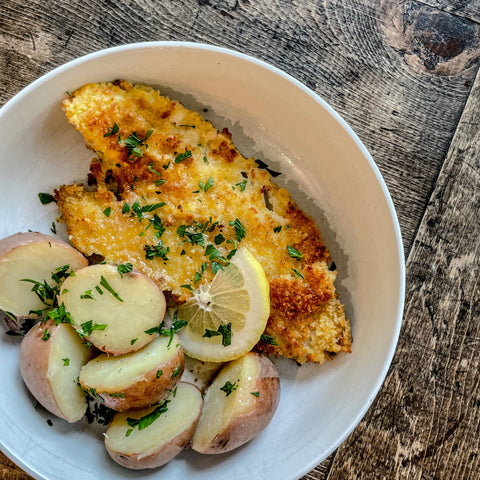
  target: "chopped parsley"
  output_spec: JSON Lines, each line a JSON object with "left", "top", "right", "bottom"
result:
{"left": 103, "top": 207, "right": 112, "bottom": 217}
{"left": 80, "top": 289, "right": 94, "bottom": 300}
{"left": 203, "top": 323, "right": 232, "bottom": 346}
{"left": 292, "top": 268, "right": 304, "bottom": 279}
{"left": 79, "top": 320, "right": 108, "bottom": 336}
{"left": 229, "top": 218, "right": 246, "bottom": 242}
{"left": 41, "top": 328, "right": 51, "bottom": 342}
{"left": 174, "top": 150, "right": 192, "bottom": 163}
{"left": 62, "top": 358, "right": 70, "bottom": 366}
{"left": 99, "top": 275, "right": 123, "bottom": 302}
{"left": 122, "top": 129, "right": 153, "bottom": 158}
{"left": 38, "top": 192, "right": 56, "bottom": 205}
{"left": 260, "top": 334, "right": 279, "bottom": 346}
{"left": 235, "top": 179, "right": 247, "bottom": 191}
{"left": 273, "top": 226, "right": 282, "bottom": 233}
{"left": 171, "top": 365, "right": 182, "bottom": 379}
{"left": 103, "top": 123, "right": 119, "bottom": 137}
{"left": 126, "top": 399, "right": 170, "bottom": 434}
{"left": 144, "top": 241, "right": 170, "bottom": 261}
{"left": 156, "top": 369, "right": 163, "bottom": 378}
{"left": 214, "top": 233, "right": 225, "bottom": 245}
{"left": 220, "top": 380, "right": 238, "bottom": 396}
{"left": 117, "top": 263, "right": 133, "bottom": 277}
{"left": 250, "top": 391, "right": 260, "bottom": 397}
{"left": 199, "top": 177, "right": 214, "bottom": 192}
{"left": 130, "top": 338, "right": 138, "bottom": 345}
{"left": 147, "top": 162, "right": 162, "bottom": 176}
{"left": 287, "top": 245, "right": 303, "bottom": 260}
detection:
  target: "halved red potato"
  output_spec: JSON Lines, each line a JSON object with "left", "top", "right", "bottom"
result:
{"left": 79, "top": 334, "right": 184, "bottom": 411}
{"left": 105, "top": 382, "right": 203, "bottom": 469}
{"left": 191, "top": 352, "right": 280, "bottom": 454}
{"left": 181, "top": 355, "right": 224, "bottom": 394}
{"left": 19, "top": 319, "right": 93, "bottom": 422}
{"left": 59, "top": 263, "right": 166, "bottom": 355}
{"left": 0, "top": 232, "right": 87, "bottom": 319}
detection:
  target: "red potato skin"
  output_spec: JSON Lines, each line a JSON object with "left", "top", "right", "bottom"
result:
{"left": 0, "top": 232, "right": 74, "bottom": 256}
{"left": 197, "top": 353, "right": 280, "bottom": 454}
{"left": 106, "top": 385, "right": 203, "bottom": 469}
{"left": 19, "top": 320, "right": 68, "bottom": 420}
{"left": 82, "top": 348, "right": 185, "bottom": 412}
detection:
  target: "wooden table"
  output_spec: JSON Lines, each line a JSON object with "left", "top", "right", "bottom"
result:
{"left": 1, "top": 1, "right": 478, "bottom": 479}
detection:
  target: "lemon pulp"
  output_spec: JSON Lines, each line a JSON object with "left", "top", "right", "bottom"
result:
{"left": 177, "top": 248, "right": 270, "bottom": 362}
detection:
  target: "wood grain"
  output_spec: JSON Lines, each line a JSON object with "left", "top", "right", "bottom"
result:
{"left": 324, "top": 57, "right": 480, "bottom": 480}
{"left": 0, "top": 1, "right": 479, "bottom": 479}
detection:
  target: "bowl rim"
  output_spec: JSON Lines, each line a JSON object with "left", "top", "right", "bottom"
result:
{"left": 0, "top": 41, "right": 405, "bottom": 480}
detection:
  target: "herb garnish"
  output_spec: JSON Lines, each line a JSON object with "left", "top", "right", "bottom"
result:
{"left": 199, "top": 177, "right": 214, "bottom": 192}
{"left": 79, "top": 320, "right": 107, "bottom": 336}
{"left": 292, "top": 268, "right": 304, "bottom": 279}
{"left": 220, "top": 380, "right": 238, "bottom": 396}
{"left": 103, "top": 123, "right": 119, "bottom": 137}
{"left": 203, "top": 323, "right": 232, "bottom": 346}
{"left": 103, "top": 207, "right": 112, "bottom": 217}
{"left": 174, "top": 150, "right": 192, "bottom": 163}
{"left": 126, "top": 399, "right": 170, "bottom": 434}
{"left": 229, "top": 218, "right": 246, "bottom": 242}
{"left": 41, "top": 328, "right": 51, "bottom": 342}
{"left": 80, "top": 289, "right": 94, "bottom": 300}
{"left": 62, "top": 358, "right": 70, "bottom": 366}
{"left": 117, "top": 263, "right": 133, "bottom": 277}
{"left": 287, "top": 245, "right": 303, "bottom": 260}
{"left": 99, "top": 276, "right": 123, "bottom": 302}
{"left": 144, "top": 241, "right": 170, "bottom": 261}
{"left": 260, "top": 334, "right": 279, "bottom": 346}
{"left": 38, "top": 192, "right": 56, "bottom": 205}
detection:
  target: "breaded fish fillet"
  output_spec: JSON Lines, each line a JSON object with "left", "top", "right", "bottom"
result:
{"left": 56, "top": 80, "right": 351, "bottom": 364}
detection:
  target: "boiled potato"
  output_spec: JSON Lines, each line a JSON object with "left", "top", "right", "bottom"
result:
{"left": 59, "top": 263, "right": 166, "bottom": 355}
{"left": 19, "top": 319, "right": 93, "bottom": 422}
{"left": 105, "top": 382, "right": 203, "bottom": 469}
{"left": 79, "top": 334, "right": 184, "bottom": 411}
{"left": 191, "top": 352, "right": 280, "bottom": 454}
{"left": 0, "top": 232, "right": 87, "bottom": 319}
{"left": 181, "top": 355, "right": 224, "bottom": 394}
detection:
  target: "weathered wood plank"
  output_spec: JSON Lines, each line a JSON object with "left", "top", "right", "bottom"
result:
{"left": 324, "top": 55, "right": 480, "bottom": 480}
{"left": 0, "top": 1, "right": 479, "bottom": 479}
{"left": 420, "top": 0, "right": 480, "bottom": 24}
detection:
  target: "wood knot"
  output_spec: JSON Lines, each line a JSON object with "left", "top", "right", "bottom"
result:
{"left": 381, "top": 1, "right": 480, "bottom": 75}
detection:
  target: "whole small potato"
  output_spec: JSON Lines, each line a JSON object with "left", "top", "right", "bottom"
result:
{"left": 19, "top": 319, "right": 93, "bottom": 422}
{"left": 191, "top": 352, "right": 280, "bottom": 454}
{"left": 105, "top": 382, "right": 203, "bottom": 469}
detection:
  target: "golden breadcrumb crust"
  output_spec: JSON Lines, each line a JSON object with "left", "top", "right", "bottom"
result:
{"left": 56, "top": 80, "right": 351, "bottom": 364}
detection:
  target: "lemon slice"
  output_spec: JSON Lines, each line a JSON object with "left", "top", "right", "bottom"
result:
{"left": 176, "top": 248, "right": 270, "bottom": 362}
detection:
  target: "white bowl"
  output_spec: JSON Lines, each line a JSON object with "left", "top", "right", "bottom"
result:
{"left": 0, "top": 42, "right": 405, "bottom": 480}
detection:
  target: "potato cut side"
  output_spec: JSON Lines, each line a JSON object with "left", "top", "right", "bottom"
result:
{"left": 181, "top": 355, "right": 224, "bottom": 394}
{"left": 19, "top": 319, "right": 93, "bottom": 422}
{"left": 79, "top": 334, "right": 184, "bottom": 411}
{"left": 0, "top": 232, "right": 87, "bottom": 318}
{"left": 105, "top": 382, "right": 203, "bottom": 469}
{"left": 59, "top": 263, "right": 166, "bottom": 355}
{"left": 191, "top": 352, "right": 280, "bottom": 454}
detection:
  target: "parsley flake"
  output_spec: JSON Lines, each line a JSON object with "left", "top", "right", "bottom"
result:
{"left": 220, "top": 380, "right": 238, "bottom": 396}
